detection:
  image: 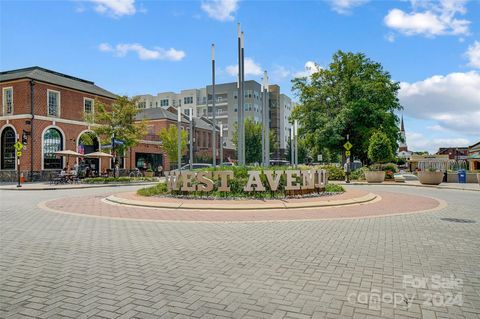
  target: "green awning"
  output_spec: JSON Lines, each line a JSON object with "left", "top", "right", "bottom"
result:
{"left": 468, "top": 152, "right": 480, "bottom": 159}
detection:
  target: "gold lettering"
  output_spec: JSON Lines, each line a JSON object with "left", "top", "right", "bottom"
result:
{"left": 181, "top": 171, "right": 196, "bottom": 192}
{"left": 285, "top": 170, "right": 301, "bottom": 190}
{"left": 264, "top": 170, "right": 283, "bottom": 191}
{"left": 213, "top": 171, "right": 234, "bottom": 192}
{"left": 197, "top": 171, "right": 214, "bottom": 192}
{"left": 244, "top": 171, "right": 266, "bottom": 192}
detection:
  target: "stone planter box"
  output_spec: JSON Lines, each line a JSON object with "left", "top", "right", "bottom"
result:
{"left": 446, "top": 172, "right": 479, "bottom": 183}
{"left": 418, "top": 171, "right": 443, "bottom": 185}
{"left": 365, "top": 171, "right": 385, "bottom": 183}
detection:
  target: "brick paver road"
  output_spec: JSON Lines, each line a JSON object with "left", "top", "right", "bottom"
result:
{"left": 1, "top": 185, "right": 479, "bottom": 319}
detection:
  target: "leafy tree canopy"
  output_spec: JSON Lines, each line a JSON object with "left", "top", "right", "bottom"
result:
{"left": 233, "top": 118, "right": 277, "bottom": 164}
{"left": 291, "top": 50, "right": 402, "bottom": 164}
{"left": 86, "top": 96, "right": 147, "bottom": 157}
{"left": 158, "top": 125, "right": 188, "bottom": 165}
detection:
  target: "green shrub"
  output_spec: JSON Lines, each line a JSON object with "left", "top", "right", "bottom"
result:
{"left": 350, "top": 167, "right": 366, "bottom": 180}
{"left": 319, "top": 165, "right": 345, "bottom": 180}
{"left": 137, "top": 183, "right": 168, "bottom": 196}
{"left": 325, "top": 184, "right": 345, "bottom": 193}
{"left": 368, "top": 131, "right": 394, "bottom": 165}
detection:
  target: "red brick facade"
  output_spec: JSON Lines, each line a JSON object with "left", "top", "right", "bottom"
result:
{"left": 0, "top": 77, "right": 115, "bottom": 181}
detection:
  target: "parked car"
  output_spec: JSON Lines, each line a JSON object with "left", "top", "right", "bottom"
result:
{"left": 270, "top": 160, "right": 290, "bottom": 166}
{"left": 221, "top": 162, "right": 235, "bottom": 166}
{"left": 173, "top": 163, "right": 213, "bottom": 171}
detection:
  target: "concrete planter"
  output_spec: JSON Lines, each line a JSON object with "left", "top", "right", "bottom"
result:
{"left": 418, "top": 171, "right": 443, "bottom": 185}
{"left": 365, "top": 171, "right": 385, "bottom": 183}
{"left": 477, "top": 173, "right": 480, "bottom": 185}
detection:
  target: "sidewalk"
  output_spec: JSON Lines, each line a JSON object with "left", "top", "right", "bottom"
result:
{"left": 0, "top": 181, "right": 159, "bottom": 191}
{"left": 336, "top": 180, "right": 480, "bottom": 191}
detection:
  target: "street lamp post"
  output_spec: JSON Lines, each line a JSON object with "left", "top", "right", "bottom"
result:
{"left": 189, "top": 107, "right": 193, "bottom": 170}
{"left": 240, "top": 31, "right": 245, "bottom": 165}
{"left": 177, "top": 105, "right": 182, "bottom": 170}
{"left": 211, "top": 43, "right": 216, "bottom": 168}
{"left": 290, "top": 127, "right": 294, "bottom": 166}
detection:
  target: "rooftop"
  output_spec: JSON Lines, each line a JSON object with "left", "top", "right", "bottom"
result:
{"left": 0, "top": 66, "right": 117, "bottom": 99}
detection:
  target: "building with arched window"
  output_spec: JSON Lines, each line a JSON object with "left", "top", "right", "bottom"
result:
{"left": 0, "top": 67, "right": 116, "bottom": 181}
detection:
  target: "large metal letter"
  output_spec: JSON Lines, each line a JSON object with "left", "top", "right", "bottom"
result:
{"left": 214, "top": 171, "right": 234, "bottom": 192}
{"left": 264, "top": 170, "right": 283, "bottom": 191}
{"left": 285, "top": 170, "right": 301, "bottom": 190}
{"left": 244, "top": 171, "right": 265, "bottom": 192}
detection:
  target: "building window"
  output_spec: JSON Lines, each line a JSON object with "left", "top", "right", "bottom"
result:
{"left": 1, "top": 127, "right": 15, "bottom": 170}
{"left": 43, "top": 128, "right": 63, "bottom": 169}
{"left": 160, "top": 99, "right": 169, "bottom": 107}
{"left": 84, "top": 98, "right": 94, "bottom": 114}
{"left": 138, "top": 101, "right": 146, "bottom": 109}
{"left": 184, "top": 96, "right": 193, "bottom": 104}
{"left": 2, "top": 87, "right": 13, "bottom": 115}
{"left": 47, "top": 90, "right": 60, "bottom": 117}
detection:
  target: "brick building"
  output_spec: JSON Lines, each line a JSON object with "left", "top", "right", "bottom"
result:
{"left": 131, "top": 107, "right": 229, "bottom": 173}
{"left": 0, "top": 66, "right": 226, "bottom": 182}
{"left": 0, "top": 67, "right": 116, "bottom": 182}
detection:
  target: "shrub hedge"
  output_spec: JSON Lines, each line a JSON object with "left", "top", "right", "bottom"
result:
{"left": 82, "top": 177, "right": 156, "bottom": 184}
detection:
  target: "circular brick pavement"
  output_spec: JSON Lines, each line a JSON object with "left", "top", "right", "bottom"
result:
{"left": 39, "top": 189, "right": 445, "bottom": 222}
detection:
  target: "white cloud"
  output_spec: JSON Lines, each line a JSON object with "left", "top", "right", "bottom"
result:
{"left": 384, "top": 0, "right": 470, "bottom": 37}
{"left": 271, "top": 65, "right": 291, "bottom": 80}
{"left": 465, "top": 41, "right": 480, "bottom": 68}
{"left": 406, "top": 131, "right": 471, "bottom": 152}
{"left": 294, "top": 61, "right": 321, "bottom": 78}
{"left": 399, "top": 71, "right": 480, "bottom": 135}
{"left": 90, "top": 0, "right": 136, "bottom": 17}
{"left": 201, "top": 0, "right": 239, "bottom": 22}
{"left": 330, "top": 0, "right": 369, "bottom": 15}
{"left": 226, "top": 57, "right": 262, "bottom": 76}
{"left": 98, "top": 43, "right": 186, "bottom": 61}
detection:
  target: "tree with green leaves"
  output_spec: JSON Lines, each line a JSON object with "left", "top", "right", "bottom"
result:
{"left": 291, "top": 50, "right": 402, "bottom": 164}
{"left": 158, "top": 125, "right": 188, "bottom": 166}
{"left": 86, "top": 96, "right": 147, "bottom": 165}
{"left": 368, "top": 131, "right": 394, "bottom": 165}
{"left": 233, "top": 118, "right": 277, "bottom": 164}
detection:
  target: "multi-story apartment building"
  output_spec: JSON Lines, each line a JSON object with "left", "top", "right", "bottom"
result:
{"left": 137, "top": 80, "right": 294, "bottom": 157}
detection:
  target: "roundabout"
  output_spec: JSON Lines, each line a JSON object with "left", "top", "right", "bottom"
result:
{"left": 39, "top": 187, "right": 445, "bottom": 222}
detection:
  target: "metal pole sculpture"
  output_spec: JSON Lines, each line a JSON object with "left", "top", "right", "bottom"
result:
{"left": 262, "top": 70, "right": 270, "bottom": 167}
{"left": 294, "top": 120, "right": 298, "bottom": 168}
{"left": 189, "top": 107, "right": 193, "bottom": 170}
{"left": 237, "top": 23, "right": 242, "bottom": 165}
{"left": 211, "top": 43, "right": 216, "bottom": 168}
{"left": 220, "top": 122, "right": 223, "bottom": 166}
{"left": 290, "top": 127, "right": 294, "bottom": 166}
{"left": 240, "top": 31, "right": 245, "bottom": 165}
{"left": 177, "top": 105, "right": 182, "bottom": 170}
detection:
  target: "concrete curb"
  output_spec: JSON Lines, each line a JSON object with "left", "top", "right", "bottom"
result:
{"left": 338, "top": 182, "right": 480, "bottom": 192}
{"left": 104, "top": 192, "right": 378, "bottom": 211}
{"left": 0, "top": 182, "right": 158, "bottom": 191}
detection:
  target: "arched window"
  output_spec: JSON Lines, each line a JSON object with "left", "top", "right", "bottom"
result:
{"left": 43, "top": 128, "right": 63, "bottom": 169}
{"left": 1, "top": 127, "right": 15, "bottom": 170}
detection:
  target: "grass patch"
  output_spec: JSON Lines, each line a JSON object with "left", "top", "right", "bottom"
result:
{"left": 325, "top": 183, "right": 345, "bottom": 193}
{"left": 137, "top": 183, "right": 168, "bottom": 196}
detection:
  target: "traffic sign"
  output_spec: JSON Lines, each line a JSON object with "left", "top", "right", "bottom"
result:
{"left": 16, "top": 151, "right": 22, "bottom": 157}
{"left": 343, "top": 141, "right": 352, "bottom": 150}
{"left": 14, "top": 141, "right": 23, "bottom": 151}
{"left": 345, "top": 150, "right": 351, "bottom": 156}
{"left": 317, "top": 154, "right": 323, "bottom": 161}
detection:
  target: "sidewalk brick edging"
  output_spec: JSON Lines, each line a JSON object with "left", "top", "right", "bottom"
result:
{"left": 104, "top": 192, "right": 379, "bottom": 210}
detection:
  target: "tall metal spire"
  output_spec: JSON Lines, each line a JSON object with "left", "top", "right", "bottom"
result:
{"left": 401, "top": 114, "right": 405, "bottom": 132}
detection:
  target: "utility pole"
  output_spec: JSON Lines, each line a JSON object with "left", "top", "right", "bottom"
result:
{"left": 177, "top": 105, "right": 182, "bottom": 170}
{"left": 211, "top": 43, "right": 216, "bottom": 168}
{"left": 290, "top": 127, "right": 294, "bottom": 166}
{"left": 189, "top": 107, "right": 193, "bottom": 170}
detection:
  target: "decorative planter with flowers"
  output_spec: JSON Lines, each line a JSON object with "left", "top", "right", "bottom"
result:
{"left": 418, "top": 169, "right": 444, "bottom": 185}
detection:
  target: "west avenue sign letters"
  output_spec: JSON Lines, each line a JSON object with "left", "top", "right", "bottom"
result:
{"left": 166, "top": 169, "right": 329, "bottom": 192}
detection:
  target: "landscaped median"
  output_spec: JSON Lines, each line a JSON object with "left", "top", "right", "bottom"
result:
{"left": 82, "top": 177, "right": 158, "bottom": 184}
{"left": 137, "top": 166, "right": 340, "bottom": 199}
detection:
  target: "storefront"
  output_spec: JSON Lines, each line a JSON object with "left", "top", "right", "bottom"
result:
{"left": 135, "top": 152, "right": 163, "bottom": 175}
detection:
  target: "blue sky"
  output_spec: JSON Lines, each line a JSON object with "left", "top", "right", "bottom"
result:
{"left": 1, "top": 0, "right": 479, "bottom": 152}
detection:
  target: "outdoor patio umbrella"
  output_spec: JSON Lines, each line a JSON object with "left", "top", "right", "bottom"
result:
{"left": 54, "top": 150, "right": 83, "bottom": 167}
{"left": 84, "top": 151, "right": 113, "bottom": 158}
